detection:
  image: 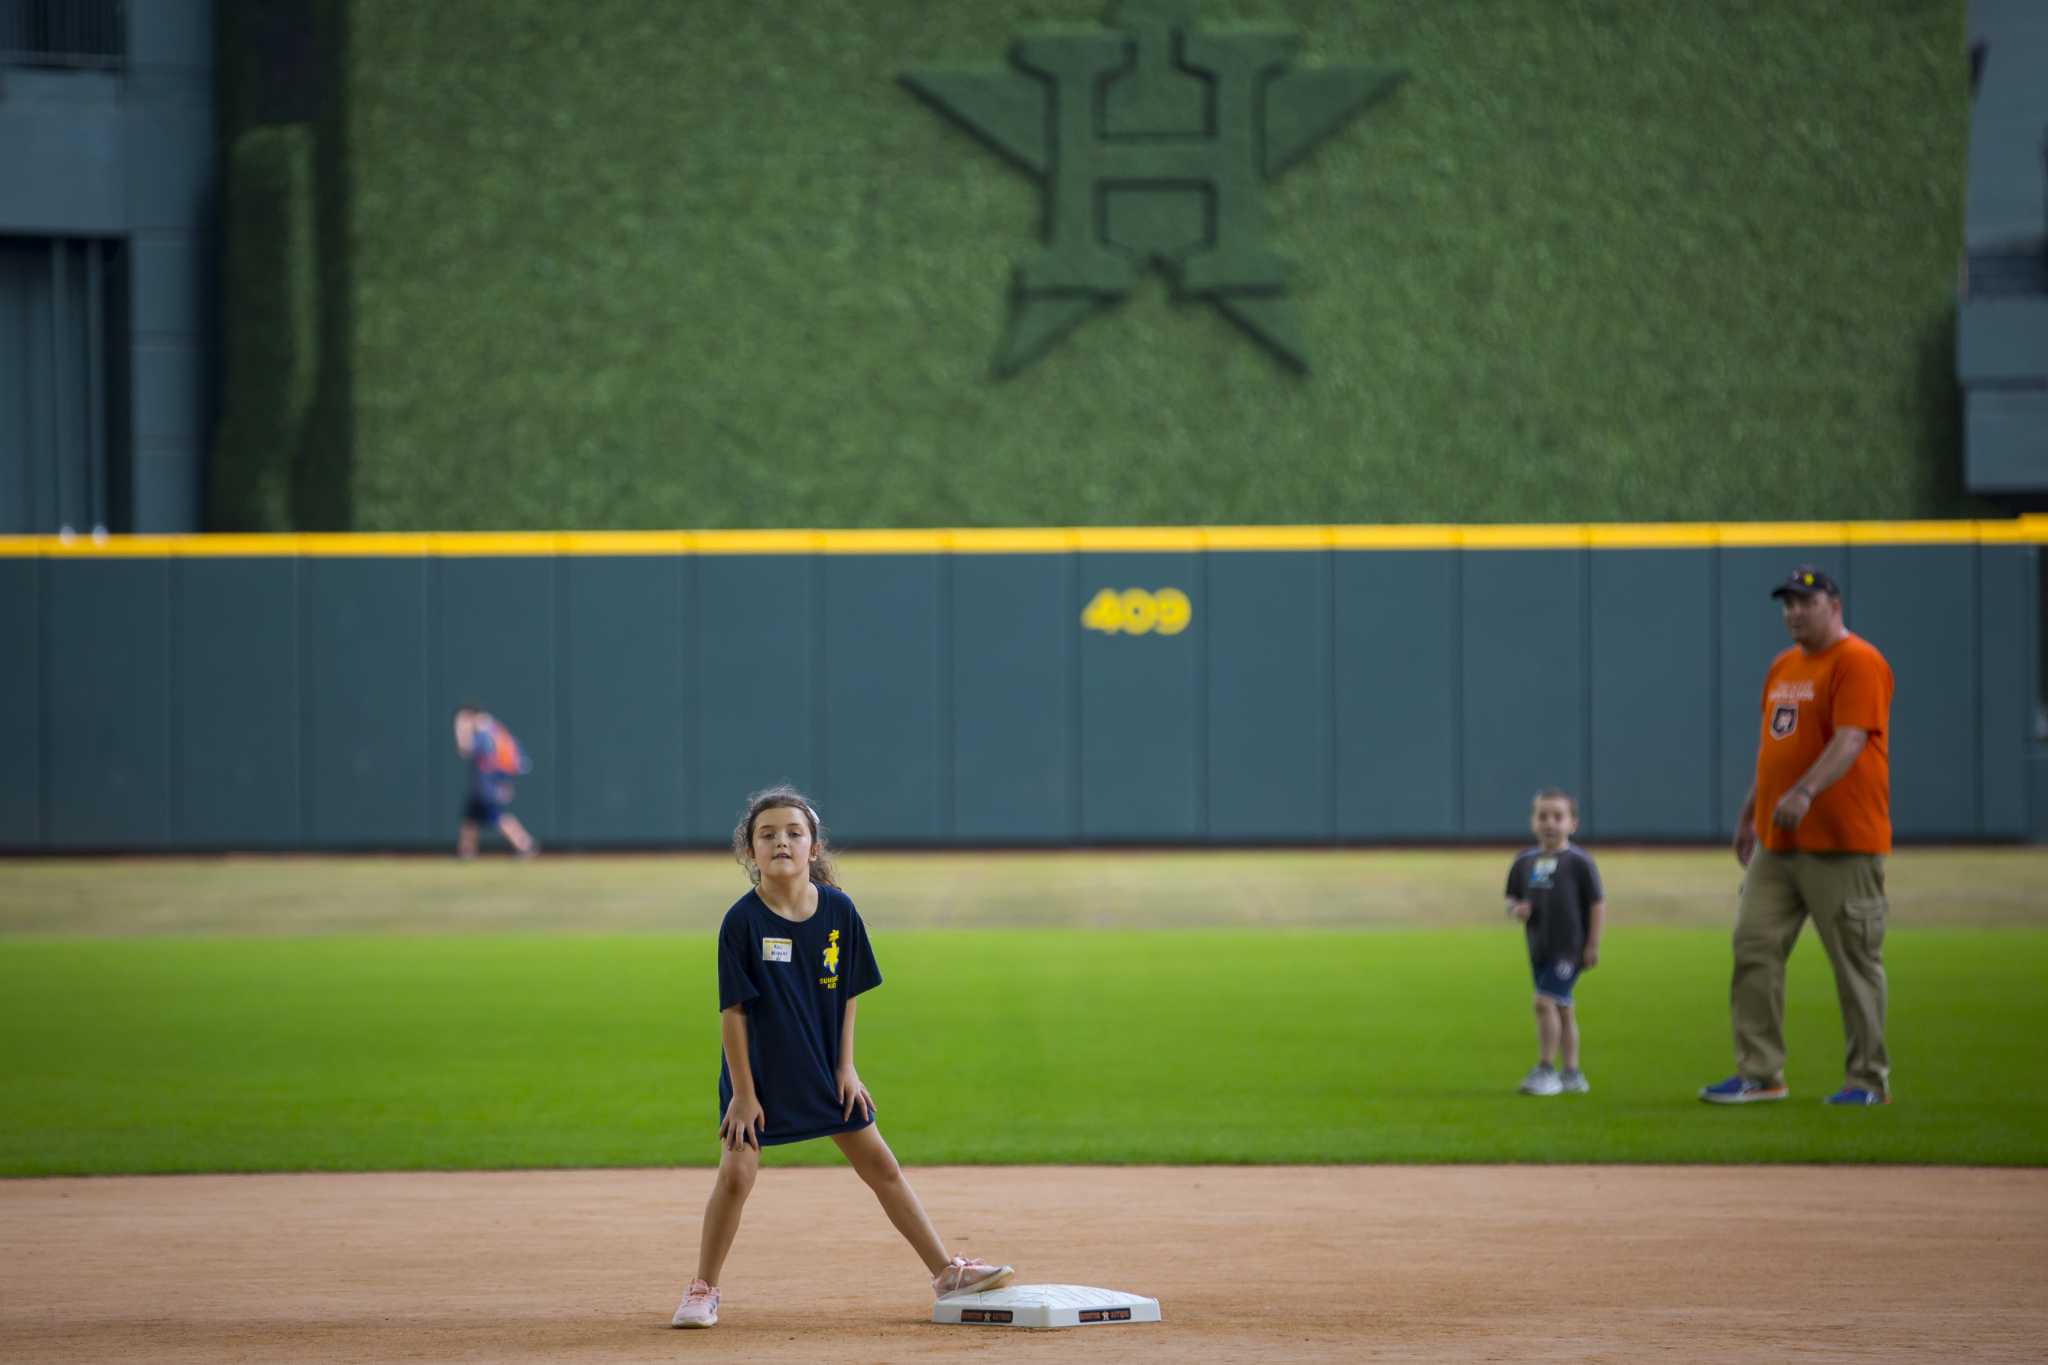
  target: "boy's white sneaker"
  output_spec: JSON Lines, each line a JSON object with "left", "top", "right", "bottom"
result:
{"left": 1519, "top": 1064, "right": 1563, "bottom": 1096}
{"left": 1559, "top": 1068, "right": 1590, "bottom": 1094}
{"left": 671, "top": 1278, "right": 718, "bottom": 1328}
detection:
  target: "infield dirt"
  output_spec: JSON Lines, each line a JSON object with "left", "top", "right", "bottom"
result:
{"left": 4, "top": 1164, "right": 2042, "bottom": 1362}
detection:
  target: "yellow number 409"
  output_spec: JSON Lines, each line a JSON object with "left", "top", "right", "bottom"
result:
{"left": 1080, "top": 588, "right": 1192, "bottom": 637}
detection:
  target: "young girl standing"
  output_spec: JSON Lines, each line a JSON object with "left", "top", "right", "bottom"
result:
{"left": 671, "top": 786, "right": 1012, "bottom": 1328}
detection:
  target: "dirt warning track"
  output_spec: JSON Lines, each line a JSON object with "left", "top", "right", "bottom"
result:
{"left": 4, "top": 1165, "right": 2043, "bottom": 1362}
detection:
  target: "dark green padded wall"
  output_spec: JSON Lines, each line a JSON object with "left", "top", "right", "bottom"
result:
{"left": 172, "top": 558, "right": 301, "bottom": 845}
{"left": 558, "top": 556, "right": 689, "bottom": 845}
{"left": 0, "top": 559, "right": 39, "bottom": 843}
{"left": 950, "top": 554, "right": 1074, "bottom": 841}
{"left": 1978, "top": 546, "right": 2031, "bottom": 837}
{"left": 1207, "top": 552, "right": 1333, "bottom": 841}
{"left": 1, "top": 541, "right": 2038, "bottom": 850}
{"left": 1590, "top": 550, "right": 1717, "bottom": 838}
{"left": 44, "top": 560, "right": 172, "bottom": 848}
{"left": 301, "top": 558, "right": 428, "bottom": 843}
{"left": 1848, "top": 545, "right": 1978, "bottom": 838}
{"left": 1461, "top": 552, "right": 1585, "bottom": 840}
{"left": 691, "top": 556, "right": 816, "bottom": 844}
{"left": 1077, "top": 551, "right": 1202, "bottom": 841}
{"left": 1331, "top": 551, "right": 1459, "bottom": 838}
{"left": 819, "top": 556, "right": 946, "bottom": 844}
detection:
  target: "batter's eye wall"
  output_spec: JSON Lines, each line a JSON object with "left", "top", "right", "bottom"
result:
{"left": 209, "top": 0, "right": 1976, "bottom": 533}
{"left": 0, "top": 527, "right": 2040, "bottom": 851}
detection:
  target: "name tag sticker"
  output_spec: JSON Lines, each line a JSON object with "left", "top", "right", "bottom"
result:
{"left": 762, "top": 938, "right": 792, "bottom": 963}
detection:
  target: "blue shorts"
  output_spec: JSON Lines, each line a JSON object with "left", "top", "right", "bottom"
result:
{"left": 463, "top": 783, "right": 512, "bottom": 824}
{"left": 1532, "top": 957, "right": 1581, "bottom": 1004}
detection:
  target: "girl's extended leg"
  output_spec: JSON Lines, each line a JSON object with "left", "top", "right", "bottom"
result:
{"left": 1559, "top": 1003, "right": 1580, "bottom": 1072}
{"left": 694, "top": 1139, "right": 760, "bottom": 1286}
{"left": 831, "top": 1125, "right": 948, "bottom": 1273}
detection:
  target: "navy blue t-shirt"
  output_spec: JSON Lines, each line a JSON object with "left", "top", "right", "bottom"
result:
{"left": 715, "top": 883, "right": 882, "bottom": 1146}
{"left": 1504, "top": 844, "right": 1603, "bottom": 967}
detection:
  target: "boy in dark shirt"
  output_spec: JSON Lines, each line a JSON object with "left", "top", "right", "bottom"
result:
{"left": 1504, "top": 788, "right": 1606, "bottom": 1096}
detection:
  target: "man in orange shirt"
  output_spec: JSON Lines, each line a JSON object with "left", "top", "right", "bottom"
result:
{"left": 1700, "top": 566, "right": 1894, "bottom": 1107}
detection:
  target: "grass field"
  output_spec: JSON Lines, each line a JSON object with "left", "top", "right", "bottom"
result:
{"left": 3, "top": 850, "right": 2044, "bottom": 1176}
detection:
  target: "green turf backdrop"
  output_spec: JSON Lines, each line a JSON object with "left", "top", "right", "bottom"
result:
{"left": 214, "top": 0, "right": 1973, "bottom": 529}
{"left": 5, "top": 928, "right": 2042, "bottom": 1175}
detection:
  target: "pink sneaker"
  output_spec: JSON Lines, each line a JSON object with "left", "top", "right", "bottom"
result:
{"left": 932, "top": 1256, "right": 1013, "bottom": 1297}
{"left": 670, "top": 1278, "right": 718, "bottom": 1328}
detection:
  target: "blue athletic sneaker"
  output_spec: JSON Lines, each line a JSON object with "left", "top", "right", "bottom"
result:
{"left": 1823, "top": 1086, "right": 1890, "bottom": 1106}
{"left": 1698, "top": 1076, "right": 1789, "bottom": 1104}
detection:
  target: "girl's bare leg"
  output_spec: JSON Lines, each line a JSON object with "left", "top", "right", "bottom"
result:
{"left": 694, "top": 1140, "right": 760, "bottom": 1285}
{"left": 1560, "top": 1004, "right": 1580, "bottom": 1072}
{"left": 832, "top": 1125, "right": 948, "bottom": 1273}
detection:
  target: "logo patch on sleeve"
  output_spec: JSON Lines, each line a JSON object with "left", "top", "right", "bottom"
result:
{"left": 762, "top": 937, "right": 792, "bottom": 963}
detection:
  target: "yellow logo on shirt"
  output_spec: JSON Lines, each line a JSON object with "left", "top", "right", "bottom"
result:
{"left": 819, "top": 929, "right": 842, "bottom": 989}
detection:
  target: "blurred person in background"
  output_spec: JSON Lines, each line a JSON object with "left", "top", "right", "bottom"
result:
{"left": 452, "top": 705, "right": 538, "bottom": 859}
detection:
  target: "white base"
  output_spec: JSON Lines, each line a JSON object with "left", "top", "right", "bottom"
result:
{"left": 933, "top": 1283, "right": 1162, "bottom": 1330}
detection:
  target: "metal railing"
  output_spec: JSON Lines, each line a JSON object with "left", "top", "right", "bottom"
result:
{"left": 0, "top": 0, "right": 125, "bottom": 70}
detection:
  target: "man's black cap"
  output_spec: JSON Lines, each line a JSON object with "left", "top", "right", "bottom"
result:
{"left": 1769, "top": 565, "right": 1840, "bottom": 600}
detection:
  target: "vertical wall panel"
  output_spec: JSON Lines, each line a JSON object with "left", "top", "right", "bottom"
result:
{"left": 172, "top": 557, "right": 299, "bottom": 846}
{"left": 818, "top": 556, "right": 944, "bottom": 843}
{"left": 1588, "top": 549, "right": 1716, "bottom": 838}
{"left": 951, "top": 554, "right": 1075, "bottom": 842}
{"left": 1847, "top": 544, "right": 1977, "bottom": 838}
{"left": 302, "top": 558, "right": 429, "bottom": 845}
{"left": 1717, "top": 543, "right": 1841, "bottom": 830}
{"left": 1207, "top": 551, "right": 1332, "bottom": 840}
{"left": 1332, "top": 551, "right": 1459, "bottom": 838}
{"left": 43, "top": 557, "right": 172, "bottom": 846}
{"left": 691, "top": 555, "right": 816, "bottom": 841}
{"left": 0, "top": 558, "right": 39, "bottom": 843}
{"left": 558, "top": 556, "right": 689, "bottom": 845}
{"left": 1978, "top": 545, "right": 2032, "bottom": 837}
{"left": 1461, "top": 551, "right": 1585, "bottom": 840}
{"left": 1076, "top": 551, "right": 1202, "bottom": 841}
{"left": 431, "top": 557, "right": 558, "bottom": 845}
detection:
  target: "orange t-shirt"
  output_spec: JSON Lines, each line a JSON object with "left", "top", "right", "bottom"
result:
{"left": 1752, "top": 632, "right": 1892, "bottom": 854}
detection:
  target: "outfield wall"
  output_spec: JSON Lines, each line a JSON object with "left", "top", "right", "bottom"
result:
{"left": 1, "top": 523, "right": 2042, "bottom": 851}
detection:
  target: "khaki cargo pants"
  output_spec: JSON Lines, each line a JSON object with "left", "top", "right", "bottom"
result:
{"left": 1730, "top": 849, "right": 1889, "bottom": 1095}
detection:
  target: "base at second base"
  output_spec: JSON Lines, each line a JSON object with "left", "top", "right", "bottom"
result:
{"left": 932, "top": 1283, "right": 1162, "bottom": 1329}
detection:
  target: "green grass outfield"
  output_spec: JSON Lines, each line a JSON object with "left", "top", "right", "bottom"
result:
{"left": 2, "top": 851, "right": 2043, "bottom": 1175}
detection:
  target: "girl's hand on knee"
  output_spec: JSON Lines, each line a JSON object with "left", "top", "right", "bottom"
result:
{"left": 721, "top": 1096, "right": 765, "bottom": 1151}
{"left": 837, "top": 1065, "right": 873, "bottom": 1122}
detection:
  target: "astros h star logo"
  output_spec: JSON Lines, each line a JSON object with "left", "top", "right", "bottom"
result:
{"left": 901, "top": 0, "right": 1406, "bottom": 376}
